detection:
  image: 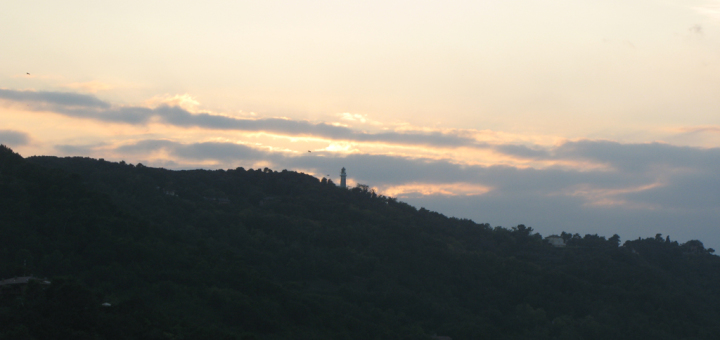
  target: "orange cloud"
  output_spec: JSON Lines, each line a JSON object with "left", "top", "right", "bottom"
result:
{"left": 381, "top": 182, "right": 492, "bottom": 197}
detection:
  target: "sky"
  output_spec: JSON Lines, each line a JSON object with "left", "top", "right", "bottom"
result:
{"left": 2, "top": 0, "right": 720, "bottom": 248}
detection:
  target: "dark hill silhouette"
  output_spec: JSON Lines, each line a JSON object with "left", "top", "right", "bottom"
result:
{"left": 1, "top": 144, "right": 719, "bottom": 339}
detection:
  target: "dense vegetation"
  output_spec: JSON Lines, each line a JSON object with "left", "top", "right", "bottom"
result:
{"left": 1, "top": 144, "right": 719, "bottom": 339}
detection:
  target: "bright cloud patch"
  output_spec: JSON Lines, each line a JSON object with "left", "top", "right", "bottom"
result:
{"left": 144, "top": 94, "right": 200, "bottom": 111}
{"left": 382, "top": 182, "right": 492, "bottom": 197}
{"left": 339, "top": 112, "right": 367, "bottom": 123}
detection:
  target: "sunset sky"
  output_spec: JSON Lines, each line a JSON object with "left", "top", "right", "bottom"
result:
{"left": 3, "top": 0, "right": 720, "bottom": 248}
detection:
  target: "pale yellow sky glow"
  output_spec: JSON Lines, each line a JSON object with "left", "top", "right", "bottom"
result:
{"left": 3, "top": 0, "right": 720, "bottom": 246}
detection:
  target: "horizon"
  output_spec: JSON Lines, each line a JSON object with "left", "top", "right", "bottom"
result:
{"left": 2, "top": 0, "right": 720, "bottom": 249}
{"left": 9, "top": 146, "right": 713, "bottom": 249}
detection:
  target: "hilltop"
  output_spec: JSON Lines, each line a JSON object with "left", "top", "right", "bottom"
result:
{"left": 1, "top": 145, "right": 719, "bottom": 339}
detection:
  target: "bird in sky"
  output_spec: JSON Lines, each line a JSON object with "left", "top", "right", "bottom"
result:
{"left": 308, "top": 150, "right": 311, "bottom": 152}
{"left": 26, "top": 72, "right": 30, "bottom": 75}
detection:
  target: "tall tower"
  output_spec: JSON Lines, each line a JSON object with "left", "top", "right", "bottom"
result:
{"left": 340, "top": 167, "right": 347, "bottom": 188}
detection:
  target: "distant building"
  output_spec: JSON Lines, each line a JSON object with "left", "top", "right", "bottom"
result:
{"left": 545, "top": 235, "right": 566, "bottom": 248}
{"left": 340, "top": 167, "right": 347, "bottom": 188}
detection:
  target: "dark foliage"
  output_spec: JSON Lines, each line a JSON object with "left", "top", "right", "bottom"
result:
{"left": 1, "top": 144, "right": 719, "bottom": 339}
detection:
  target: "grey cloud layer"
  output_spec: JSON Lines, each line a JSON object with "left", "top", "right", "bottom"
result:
{"left": 0, "top": 89, "right": 109, "bottom": 108}
{"left": 1, "top": 89, "right": 483, "bottom": 149}
{"left": 0, "top": 130, "right": 30, "bottom": 146}
{"left": 115, "top": 140, "right": 270, "bottom": 161}
{"left": 20, "top": 88, "right": 696, "bottom": 167}
{"left": 555, "top": 140, "right": 720, "bottom": 171}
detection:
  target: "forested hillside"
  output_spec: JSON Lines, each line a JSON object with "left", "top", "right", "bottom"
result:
{"left": 1, "top": 144, "right": 719, "bottom": 339}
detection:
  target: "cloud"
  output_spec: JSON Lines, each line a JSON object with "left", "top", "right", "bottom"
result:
{"left": 492, "top": 144, "right": 552, "bottom": 160}
{"left": 339, "top": 112, "right": 368, "bottom": 123}
{"left": 100, "top": 138, "right": 720, "bottom": 208}
{"left": 554, "top": 140, "right": 720, "bottom": 172}
{"left": 0, "top": 130, "right": 30, "bottom": 146}
{"left": 59, "top": 137, "right": 720, "bottom": 249}
{"left": 677, "top": 126, "right": 720, "bottom": 134}
{"left": 337, "top": 112, "right": 384, "bottom": 127}
{"left": 0, "top": 89, "right": 109, "bottom": 109}
{"left": 9, "top": 88, "right": 720, "bottom": 242}
{"left": 0, "top": 89, "right": 486, "bottom": 150}
{"left": 55, "top": 143, "right": 111, "bottom": 156}
{"left": 144, "top": 94, "right": 200, "bottom": 111}
{"left": 115, "top": 140, "right": 270, "bottom": 161}
{"left": 383, "top": 182, "right": 492, "bottom": 197}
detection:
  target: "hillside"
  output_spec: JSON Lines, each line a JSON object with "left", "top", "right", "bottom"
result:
{"left": 1, "top": 144, "right": 720, "bottom": 339}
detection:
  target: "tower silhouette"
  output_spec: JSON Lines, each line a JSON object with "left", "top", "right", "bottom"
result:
{"left": 340, "top": 167, "right": 347, "bottom": 188}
